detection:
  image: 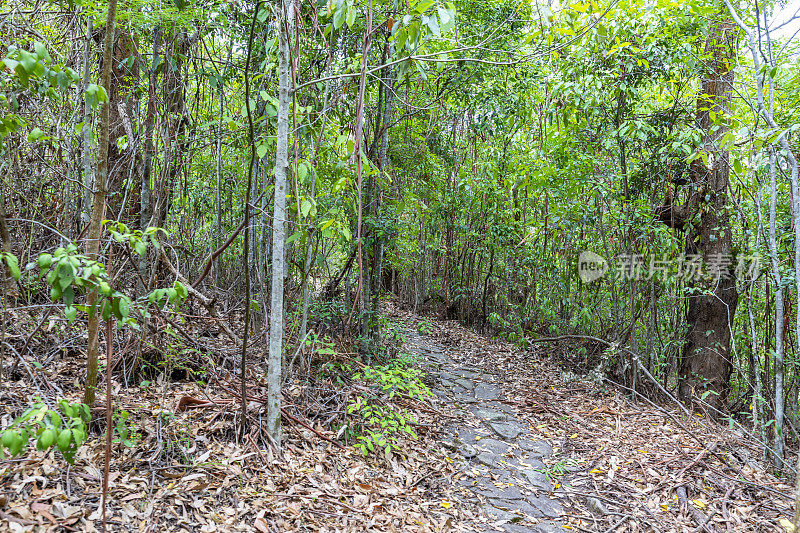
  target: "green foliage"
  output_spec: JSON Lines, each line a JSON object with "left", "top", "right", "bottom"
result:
{"left": 107, "top": 222, "right": 165, "bottom": 257}
{"left": 354, "top": 361, "right": 431, "bottom": 400}
{"left": 416, "top": 319, "right": 434, "bottom": 336}
{"left": 148, "top": 281, "right": 189, "bottom": 310}
{"left": 0, "top": 41, "right": 80, "bottom": 92}
{"left": 347, "top": 396, "right": 418, "bottom": 457}
{"left": 34, "top": 244, "right": 136, "bottom": 327}
{"left": 0, "top": 399, "right": 90, "bottom": 464}
{"left": 535, "top": 458, "right": 580, "bottom": 482}
{"left": 110, "top": 410, "right": 141, "bottom": 448}
{"left": 345, "top": 359, "right": 431, "bottom": 457}
{"left": 1, "top": 251, "right": 21, "bottom": 281}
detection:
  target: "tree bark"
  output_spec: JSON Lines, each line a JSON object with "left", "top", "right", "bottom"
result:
{"left": 84, "top": 0, "right": 118, "bottom": 406}
{"left": 677, "top": 13, "right": 738, "bottom": 414}
{"left": 266, "top": 0, "right": 295, "bottom": 447}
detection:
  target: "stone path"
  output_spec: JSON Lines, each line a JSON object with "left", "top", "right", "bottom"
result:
{"left": 406, "top": 331, "right": 563, "bottom": 532}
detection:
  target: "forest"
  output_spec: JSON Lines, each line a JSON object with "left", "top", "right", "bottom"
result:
{"left": 0, "top": 0, "right": 799, "bottom": 530}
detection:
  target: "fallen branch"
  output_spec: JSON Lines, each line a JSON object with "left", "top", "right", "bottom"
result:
{"left": 192, "top": 192, "right": 265, "bottom": 288}
{"left": 189, "top": 382, "right": 347, "bottom": 450}
{"left": 280, "top": 406, "right": 345, "bottom": 449}
{"left": 530, "top": 334, "right": 692, "bottom": 419}
{"left": 676, "top": 485, "right": 713, "bottom": 533}
{"left": 159, "top": 247, "right": 241, "bottom": 345}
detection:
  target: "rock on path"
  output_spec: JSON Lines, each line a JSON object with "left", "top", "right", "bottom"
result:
{"left": 407, "top": 331, "right": 563, "bottom": 532}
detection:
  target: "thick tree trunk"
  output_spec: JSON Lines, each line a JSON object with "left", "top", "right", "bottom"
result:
{"left": 93, "top": 25, "right": 139, "bottom": 223}
{"left": 677, "top": 15, "right": 738, "bottom": 414}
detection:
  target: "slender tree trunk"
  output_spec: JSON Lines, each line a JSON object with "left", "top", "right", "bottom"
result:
{"left": 352, "top": 0, "right": 373, "bottom": 333}
{"left": 768, "top": 148, "right": 785, "bottom": 470}
{"left": 300, "top": 72, "right": 333, "bottom": 340}
{"left": 81, "top": 17, "right": 94, "bottom": 228}
{"left": 726, "top": 0, "right": 800, "bottom": 466}
{"left": 0, "top": 183, "right": 12, "bottom": 383}
{"left": 84, "top": 0, "right": 118, "bottom": 406}
{"left": 266, "top": 0, "right": 295, "bottom": 446}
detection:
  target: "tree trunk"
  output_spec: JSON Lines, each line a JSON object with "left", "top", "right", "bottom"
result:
{"left": 81, "top": 17, "right": 94, "bottom": 230}
{"left": 266, "top": 0, "right": 295, "bottom": 447}
{"left": 84, "top": 0, "right": 118, "bottom": 406}
{"left": 767, "top": 148, "right": 785, "bottom": 469}
{"left": 677, "top": 14, "right": 738, "bottom": 414}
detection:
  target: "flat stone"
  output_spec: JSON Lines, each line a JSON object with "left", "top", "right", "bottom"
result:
{"left": 460, "top": 443, "right": 477, "bottom": 459}
{"left": 472, "top": 478, "right": 525, "bottom": 500}
{"left": 440, "top": 371, "right": 460, "bottom": 381}
{"left": 518, "top": 439, "right": 553, "bottom": 458}
{"left": 528, "top": 497, "right": 563, "bottom": 519}
{"left": 493, "top": 498, "right": 544, "bottom": 519}
{"left": 454, "top": 393, "right": 479, "bottom": 404}
{"left": 475, "top": 383, "right": 502, "bottom": 400}
{"left": 456, "top": 426, "right": 486, "bottom": 442}
{"left": 488, "top": 420, "right": 524, "bottom": 440}
{"left": 457, "top": 369, "right": 482, "bottom": 379}
{"left": 481, "top": 504, "right": 516, "bottom": 522}
{"left": 475, "top": 449, "right": 499, "bottom": 466}
{"left": 427, "top": 353, "right": 448, "bottom": 364}
{"left": 476, "top": 437, "right": 513, "bottom": 455}
{"left": 503, "top": 524, "right": 544, "bottom": 533}
{"left": 519, "top": 468, "right": 552, "bottom": 491}
{"left": 511, "top": 457, "right": 545, "bottom": 471}
{"left": 528, "top": 522, "right": 562, "bottom": 533}
{"left": 474, "top": 407, "right": 509, "bottom": 422}
{"left": 455, "top": 378, "right": 474, "bottom": 390}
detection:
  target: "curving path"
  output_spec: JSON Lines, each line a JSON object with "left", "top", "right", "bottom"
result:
{"left": 407, "top": 331, "right": 564, "bottom": 533}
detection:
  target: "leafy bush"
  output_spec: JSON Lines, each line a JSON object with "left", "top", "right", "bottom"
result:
{"left": 0, "top": 399, "right": 90, "bottom": 463}
{"left": 346, "top": 360, "right": 431, "bottom": 458}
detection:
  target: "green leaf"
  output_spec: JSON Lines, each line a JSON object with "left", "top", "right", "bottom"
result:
{"left": 297, "top": 162, "right": 309, "bottom": 183}
{"left": 413, "top": 0, "right": 435, "bottom": 14}
{"left": 333, "top": 5, "right": 346, "bottom": 29}
{"left": 285, "top": 231, "right": 303, "bottom": 244}
{"left": 56, "top": 429, "right": 71, "bottom": 452}
{"left": 393, "top": 27, "right": 407, "bottom": 48}
{"left": 437, "top": 6, "right": 454, "bottom": 31}
{"left": 27, "top": 127, "right": 44, "bottom": 142}
{"left": 301, "top": 199, "right": 313, "bottom": 218}
{"left": 427, "top": 14, "right": 441, "bottom": 37}
{"left": 4, "top": 253, "right": 20, "bottom": 280}
{"left": 1, "top": 58, "right": 18, "bottom": 71}
{"left": 57, "top": 263, "right": 74, "bottom": 290}
{"left": 34, "top": 41, "right": 51, "bottom": 62}
{"left": 18, "top": 50, "right": 37, "bottom": 73}
{"left": 64, "top": 306, "right": 77, "bottom": 323}
{"left": 117, "top": 296, "right": 131, "bottom": 318}
{"left": 62, "top": 285, "right": 75, "bottom": 307}
{"left": 174, "top": 281, "right": 188, "bottom": 299}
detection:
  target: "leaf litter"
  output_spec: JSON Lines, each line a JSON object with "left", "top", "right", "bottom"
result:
{"left": 1, "top": 301, "right": 796, "bottom": 532}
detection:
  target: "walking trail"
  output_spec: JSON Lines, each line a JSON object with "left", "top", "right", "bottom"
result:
{"left": 405, "top": 329, "right": 563, "bottom": 532}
